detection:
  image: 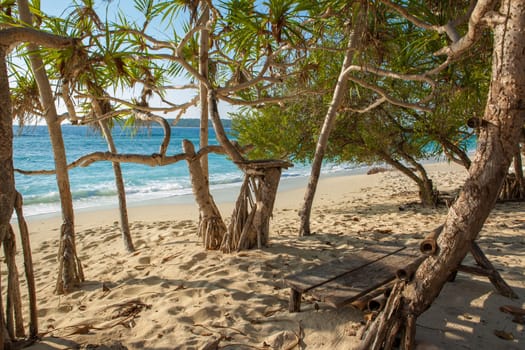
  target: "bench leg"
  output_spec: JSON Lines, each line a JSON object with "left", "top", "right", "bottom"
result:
{"left": 289, "top": 289, "right": 302, "bottom": 312}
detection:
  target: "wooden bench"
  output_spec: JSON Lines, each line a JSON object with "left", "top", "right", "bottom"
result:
{"left": 284, "top": 245, "right": 424, "bottom": 312}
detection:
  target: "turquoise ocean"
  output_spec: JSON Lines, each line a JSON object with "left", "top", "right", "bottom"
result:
{"left": 13, "top": 124, "right": 366, "bottom": 218}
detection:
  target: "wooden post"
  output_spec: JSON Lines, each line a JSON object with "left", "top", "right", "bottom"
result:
{"left": 289, "top": 289, "right": 302, "bottom": 312}
{"left": 469, "top": 242, "right": 518, "bottom": 298}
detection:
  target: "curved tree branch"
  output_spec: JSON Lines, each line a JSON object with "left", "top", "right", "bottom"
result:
{"left": 380, "top": 0, "right": 478, "bottom": 43}
{"left": 133, "top": 111, "right": 171, "bottom": 157}
{"left": 0, "top": 27, "right": 75, "bottom": 49}
{"left": 433, "top": 0, "right": 499, "bottom": 57}
{"left": 208, "top": 90, "right": 244, "bottom": 164}
{"left": 342, "top": 97, "right": 387, "bottom": 113}
{"left": 346, "top": 75, "right": 432, "bottom": 112}
{"left": 14, "top": 144, "right": 229, "bottom": 175}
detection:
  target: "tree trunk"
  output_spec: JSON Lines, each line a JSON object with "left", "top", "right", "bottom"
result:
{"left": 403, "top": 151, "right": 438, "bottom": 207}
{"left": 17, "top": 0, "right": 84, "bottom": 294}
{"left": 512, "top": 146, "right": 524, "bottom": 198}
{"left": 0, "top": 50, "right": 15, "bottom": 241}
{"left": 360, "top": 3, "right": 525, "bottom": 347}
{"left": 3, "top": 226, "right": 24, "bottom": 339}
{"left": 381, "top": 152, "right": 437, "bottom": 207}
{"left": 14, "top": 192, "right": 38, "bottom": 339}
{"left": 0, "top": 46, "right": 37, "bottom": 348}
{"left": 199, "top": 3, "right": 210, "bottom": 179}
{"left": 99, "top": 119, "right": 134, "bottom": 252}
{"left": 365, "top": 2, "right": 525, "bottom": 345}
{"left": 221, "top": 162, "right": 287, "bottom": 252}
{"left": 183, "top": 139, "right": 226, "bottom": 250}
{"left": 440, "top": 137, "right": 472, "bottom": 169}
{"left": 299, "top": 2, "right": 367, "bottom": 236}
{"left": 0, "top": 46, "right": 16, "bottom": 349}
{"left": 208, "top": 91, "right": 244, "bottom": 163}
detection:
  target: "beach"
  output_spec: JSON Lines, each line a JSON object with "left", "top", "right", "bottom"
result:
{"left": 13, "top": 161, "right": 525, "bottom": 349}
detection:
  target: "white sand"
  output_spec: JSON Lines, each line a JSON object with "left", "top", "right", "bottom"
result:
{"left": 8, "top": 162, "right": 524, "bottom": 349}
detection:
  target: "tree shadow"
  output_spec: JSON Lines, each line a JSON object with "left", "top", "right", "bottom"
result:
{"left": 415, "top": 276, "right": 524, "bottom": 349}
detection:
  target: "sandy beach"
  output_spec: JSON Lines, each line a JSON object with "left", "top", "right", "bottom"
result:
{"left": 10, "top": 162, "right": 524, "bottom": 349}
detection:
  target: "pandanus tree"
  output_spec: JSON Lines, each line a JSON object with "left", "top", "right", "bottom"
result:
{"left": 48, "top": 3, "right": 142, "bottom": 253}
{"left": 15, "top": 0, "right": 84, "bottom": 295}
{"left": 100, "top": 0, "right": 316, "bottom": 251}
{"left": 334, "top": 108, "right": 440, "bottom": 207}
{"left": 13, "top": 0, "right": 315, "bottom": 253}
{"left": 0, "top": 2, "right": 83, "bottom": 345}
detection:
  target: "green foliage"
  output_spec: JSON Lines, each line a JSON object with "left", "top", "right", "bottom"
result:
{"left": 6, "top": 0, "right": 491, "bottom": 171}
{"left": 233, "top": 0, "right": 490, "bottom": 170}
{"left": 231, "top": 100, "right": 322, "bottom": 162}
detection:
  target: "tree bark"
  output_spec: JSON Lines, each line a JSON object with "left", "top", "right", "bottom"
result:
{"left": 183, "top": 139, "right": 226, "bottom": 250}
{"left": 17, "top": 0, "right": 84, "bottom": 294}
{"left": 299, "top": 2, "right": 367, "bottom": 236}
{"left": 199, "top": 2, "right": 210, "bottom": 179}
{"left": 0, "top": 44, "right": 16, "bottom": 350}
{"left": 14, "top": 192, "right": 38, "bottom": 339}
{"left": 99, "top": 119, "right": 134, "bottom": 252}
{"left": 513, "top": 146, "right": 524, "bottom": 198}
{"left": 3, "top": 226, "right": 24, "bottom": 338}
{"left": 208, "top": 91, "right": 244, "bottom": 163}
{"left": 403, "top": 0, "right": 525, "bottom": 318}
{"left": 440, "top": 137, "right": 472, "bottom": 169}
{"left": 381, "top": 152, "right": 437, "bottom": 207}
{"left": 0, "top": 48, "right": 15, "bottom": 242}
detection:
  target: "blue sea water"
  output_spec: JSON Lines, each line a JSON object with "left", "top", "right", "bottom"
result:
{"left": 13, "top": 124, "right": 361, "bottom": 217}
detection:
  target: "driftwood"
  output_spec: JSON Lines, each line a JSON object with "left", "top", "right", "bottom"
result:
{"left": 351, "top": 283, "right": 393, "bottom": 311}
{"left": 458, "top": 242, "right": 518, "bottom": 299}
{"left": 359, "top": 240, "right": 518, "bottom": 349}
{"left": 367, "top": 295, "right": 387, "bottom": 312}
{"left": 360, "top": 282, "right": 406, "bottom": 350}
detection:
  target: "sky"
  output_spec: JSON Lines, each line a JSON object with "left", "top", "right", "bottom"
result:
{"left": 37, "top": 0, "right": 238, "bottom": 119}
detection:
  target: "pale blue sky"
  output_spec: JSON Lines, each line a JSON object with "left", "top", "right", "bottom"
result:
{"left": 41, "top": 0, "right": 139, "bottom": 20}
{"left": 36, "top": 0, "right": 239, "bottom": 119}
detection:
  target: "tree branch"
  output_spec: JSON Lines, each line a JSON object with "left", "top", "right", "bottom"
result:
{"left": 433, "top": 0, "right": 499, "bottom": 57}
{"left": 380, "top": 0, "right": 478, "bottom": 43}
{"left": 343, "top": 65, "right": 435, "bottom": 88}
{"left": 133, "top": 111, "right": 171, "bottom": 157}
{"left": 342, "top": 97, "right": 387, "bottom": 113}
{"left": 346, "top": 75, "right": 432, "bottom": 112}
{"left": 0, "top": 27, "right": 75, "bottom": 49}
{"left": 14, "top": 145, "right": 229, "bottom": 175}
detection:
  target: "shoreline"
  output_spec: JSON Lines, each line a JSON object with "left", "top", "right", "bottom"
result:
{"left": 18, "top": 161, "right": 468, "bottom": 274}
{"left": 19, "top": 162, "right": 372, "bottom": 227}
{"left": 19, "top": 158, "right": 444, "bottom": 225}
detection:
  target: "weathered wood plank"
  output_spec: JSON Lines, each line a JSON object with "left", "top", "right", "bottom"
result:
{"left": 284, "top": 245, "right": 405, "bottom": 293}
{"left": 312, "top": 248, "right": 421, "bottom": 307}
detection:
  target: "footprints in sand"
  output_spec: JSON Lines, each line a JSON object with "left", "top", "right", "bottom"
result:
{"left": 179, "top": 252, "right": 208, "bottom": 271}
